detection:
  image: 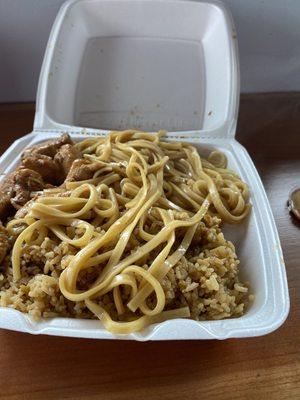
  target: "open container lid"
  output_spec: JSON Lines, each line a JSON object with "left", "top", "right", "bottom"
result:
{"left": 34, "top": 0, "right": 239, "bottom": 139}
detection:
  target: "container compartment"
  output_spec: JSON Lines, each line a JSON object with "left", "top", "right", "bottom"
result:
{"left": 0, "top": 132, "right": 289, "bottom": 340}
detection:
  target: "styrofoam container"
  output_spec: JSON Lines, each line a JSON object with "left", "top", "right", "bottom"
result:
{"left": 0, "top": 0, "right": 289, "bottom": 340}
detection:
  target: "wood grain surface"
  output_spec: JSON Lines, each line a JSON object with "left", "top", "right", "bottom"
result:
{"left": 0, "top": 93, "right": 299, "bottom": 400}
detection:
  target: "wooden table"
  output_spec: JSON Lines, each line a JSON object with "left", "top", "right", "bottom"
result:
{"left": 0, "top": 94, "right": 299, "bottom": 400}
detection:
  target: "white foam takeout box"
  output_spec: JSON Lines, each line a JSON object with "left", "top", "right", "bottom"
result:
{"left": 0, "top": 0, "right": 289, "bottom": 340}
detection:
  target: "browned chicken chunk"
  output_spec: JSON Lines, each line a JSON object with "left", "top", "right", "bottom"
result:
{"left": 21, "top": 134, "right": 81, "bottom": 184}
{"left": 10, "top": 168, "right": 45, "bottom": 208}
{"left": 0, "top": 223, "right": 10, "bottom": 264}
{"left": 0, "top": 134, "right": 82, "bottom": 221}
{"left": 22, "top": 153, "right": 60, "bottom": 184}
{"left": 22, "top": 133, "right": 73, "bottom": 159}
{"left": 0, "top": 193, "right": 12, "bottom": 222}
{"left": 65, "top": 159, "right": 101, "bottom": 182}
{"left": 0, "top": 168, "right": 44, "bottom": 220}
{"left": 54, "top": 144, "right": 82, "bottom": 177}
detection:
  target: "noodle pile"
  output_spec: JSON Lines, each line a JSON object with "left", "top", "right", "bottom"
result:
{"left": 5, "top": 131, "right": 251, "bottom": 334}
